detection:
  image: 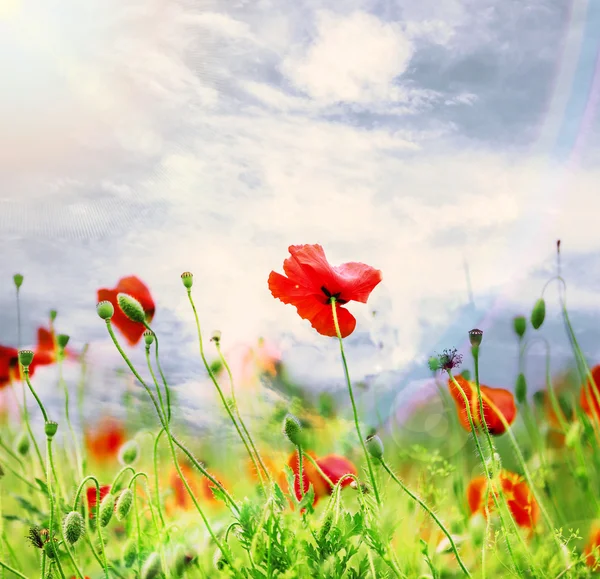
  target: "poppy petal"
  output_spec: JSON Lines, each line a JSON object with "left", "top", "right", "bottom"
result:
{"left": 36, "top": 327, "right": 55, "bottom": 352}
{"left": 466, "top": 476, "right": 487, "bottom": 516}
{"left": 581, "top": 365, "right": 600, "bottom": 422}
{"left": 315, "top": 454, "right": 357, "bottom": 494}
{"left": 331, "top": 261, "right": 383, "bottom": 304}
{"left": 284, "top": 245, "right": 339, "bottom": 295}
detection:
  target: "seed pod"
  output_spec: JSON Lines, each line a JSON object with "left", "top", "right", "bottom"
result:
{"left": 96, "top": 301, "right": 114, "bottom": 320}
{"left": 18, "top": 350, "right": 34, "bottom": 368}
{"left": 44, "top": 421, "right": 58, "bottom": 438}
{"left": 123, "top": 538, "right": 137, "bottom": 568}
{"left": 117, "top": 293, "right": 146, "bottom": 323}
{"left": 57, "top": 334, "right": 70, "bottom": 350}
{"left": 365, "top": 434, "right": 384, "bottom": 460}
{"left": 468, "top": 328, "right": 483, "bottom": 348}
{"left": 63, "top": 511, "right": 85, "bottom": 545}
{"left": 531, "top": 298, "right": 546, "bottom": 330}
{"left": 13, "top": 274, "right": 23, "bottom": 289}
{"left": 142, "top": 552, "right": 162, "bottom": 579}
{"left": 513, "top": 316, "right": 527, "bottom": 339}
{"left": 515, "top": 373, "right": 527, "bottom": 404}
{"left": 116, "top": 488, "right": 134, "bottom": 521}
{"left": 181, "top": 272, "right": 194, "bottom": 289}
{"left": 99, "top": 492, "right": 115, "bottom": 527}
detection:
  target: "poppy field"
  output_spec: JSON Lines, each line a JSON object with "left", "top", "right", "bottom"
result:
{"left": 2, "top": 242, "right": 600, "bottom": 578}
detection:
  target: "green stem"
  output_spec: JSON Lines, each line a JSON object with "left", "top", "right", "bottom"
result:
{"left": 45, "top": 437, "right": 66, "bottom": 579}
{"left": 153, "top": 429, "right": 168, "bottom": 531}
{"left": 329, "top": 298, "right": 381, "bottom": 506}
{"left": 58, "top": 357, "right": 83, "bottom": 480}
{"left": 0, "top": 561, "right": 27, "bottom": 579}
{"left": 152, "top": 334, "right": 172, "bottom": 423}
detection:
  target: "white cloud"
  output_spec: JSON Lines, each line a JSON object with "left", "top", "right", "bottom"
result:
{"left": 282, "top": 11, "right": 414, "bottom": 105}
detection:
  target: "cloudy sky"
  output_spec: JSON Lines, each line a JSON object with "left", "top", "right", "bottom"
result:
{"left": 1, "top": 0, "right": 599, "bottom": 433}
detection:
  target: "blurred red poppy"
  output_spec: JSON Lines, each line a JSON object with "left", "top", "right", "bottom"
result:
{"left": 167, "top": 462, "right": 227, "bottom": 513}
{"left": 268, "top": 244, "right": 382, "bottom": 338}
{"left": 32, "top": 326, "right": 78, "bottom": 367}
{"left": 584, "top": 524, "right": 600, "bottom": 570}
{"left": 86, "top": 485, "right": 111, "bottom": 517}
{"left": 448, "top": 375, "right": 517, "bottom": 435}
{"left": 85, "top": 417, "right": 127, "bottom": 464}
{"left": 467, "top": 471, "right": 539, "bottom": 530}
{"left": 97, "top": 276, "right": 155, "bottom": 346}
{"left": 580, "top": 364, "right": 600, "bottom": 423}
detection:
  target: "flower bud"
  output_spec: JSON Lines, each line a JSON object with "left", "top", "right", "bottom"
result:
{"left": 366, "top": 434, "right": 384, "bottom": 460}
{"left": 116, "top": 489, "right": 134, "bottom": 521}
{"left": 468, "top": 328, "right": 483, "bottom": 348}
{"left": 15, "top": 431, "right": 30, "bottom": 456}
{"left": 44, "top": 421, "right": 58, "bottom": 438}
{"left": 99, "top": 492, "right": 115, "bottom": 527}
{"left": 142, "top": 552, "right": 162, "bottom": 579}
{"left": 49, "top": 310, "right": 57, "bottom": 322}
{"left": 18, "top": 350, "right": 34, "bottom": 368}
{"left": 210, "top": 330, "right": 222, "bottom": 343}
{"left": 181, "top": 272, "right": 193, "bottom": 289}
{"left": 57, "top": 334, "right": 70, "bottom": 350}
{"left": 531, "top": 298, "right": 546, "bottom": 330}
{"left": 469, "top": 513, "right": 487, "bottom": 547}
{"left": 13, "top": 274, "right": 23, "bottom": 289}
{"left": 96, "top": 301, "right": 114, "bottom": 320}
{"left": 123, "top": 538, "right": 137, "bottom": 567}
{"left": 143, "top": 330, "right": 154, "bottom": 347}
{"left": 515, "top": 373, "right": 527, "bottom": 404}
{"left": 427, "top": 356, "right": 440, "bottom": 372}
{"left": 119, "top": 440, "right": 140, "bottom": 465}
{"left": 213, "top": 548, "right": 228, "bottom": 571}
{"left": 117, "top": 293, "right": 146, "bottom": 324}
{"left": 43, "top": 540, "right": 57, "bottom": 559}
{"left": 513, "top": 316, "right": 527, "bottom": 339}
{"left": 282, "top": 413, "right": 303, "bottom": 446}
{"left": 63, "top": 511, "right": 85, "bottom": 545}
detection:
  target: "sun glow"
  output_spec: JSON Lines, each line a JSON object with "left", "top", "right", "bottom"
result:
{"left": 0, "top": 0, "right": 21, "bottom": 20}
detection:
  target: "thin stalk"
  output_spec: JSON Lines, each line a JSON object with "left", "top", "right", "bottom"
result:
{"left": 0, "top": 562, "right": 27, "bottom": 579}
{"left": 58, "top": 356, "right": 83, "bottom": 480}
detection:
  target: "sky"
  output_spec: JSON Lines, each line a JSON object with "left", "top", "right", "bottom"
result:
{"left": 1, "top": 0, "right": 599, "bottom": 436}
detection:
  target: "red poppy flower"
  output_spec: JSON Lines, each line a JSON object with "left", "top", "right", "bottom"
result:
{"left": 316, "top": 454, "right": 357, "bottom": 492}
{"left": 584, "top": 524, "right": 600, "bottom": 570}
{"left": 32, "top": 326, "right": 78, "bottom": 367}
{"left": 268, "top": 244, "right": 382, "bottom": 338}
{"left": 467, "top": 471, "right": 539, "bottom": 530}
{"left": 86, "top": 485, "right": 111, "bottom": 517}
{"left": 85, "top": 417, "right": 127, "bottom": 463}
{"left": 167, "top": 462, "right": 227, "bottom": 513}
{"left": 448, "top": 375, "right": 517, "bottom": 435}
{"left": 580, "top": 364, "right": 600, "bottom": 423}
{"left": 97, "top": 276, "right": 155, "bottom": 346}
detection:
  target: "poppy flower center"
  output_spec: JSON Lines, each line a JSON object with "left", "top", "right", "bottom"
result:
{"left": 320, "top": 286, "right": 347, "bottom": 305}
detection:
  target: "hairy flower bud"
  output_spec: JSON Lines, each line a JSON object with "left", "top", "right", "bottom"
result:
{"left": 513, "top": 316, "right": 527, "bottom": 339}
{"left": 116, "top": 489, "right": 134, "bottom": 521}
{"left": 99, "top": 492, "right": 115, "bottom": 527}
{"left": 123, "top": 538, "right": 137, "bottom": 568}
{"left": 43, "top": 540, "right": 57, "bottom": 559}
{"left": 18, "top": 349, "right": 34, "bottom": 368}
{"left": 366, "top": 434, "right": 384, "bottom": 460}
{"left": 119, "top": 440, "right": 140, "bottom": 465}
{"left": 142, "top": 552, "right": 162, "bottom": 579}
{"left": 15, "top": 431, "right": 30, "bottom": 456}
{"left": 117, "top": 293, "right": 146, "bottom": 324}
{"left": 44, "top": 421, "right": 58, "bottom": 438}
{"left": 282, "top": 413, "right": 303, "bottom": 446}
{"left": 181, "top": 271, "right": 194, "bottom": 289}
{"left": 63, "top": 511, "right": 85, "bottom": 545}
{"left": 531, "top": 298, "right": 546, "bottom": 330}
{"left": 96, "top": 301, "right": 114, "bottom": 320}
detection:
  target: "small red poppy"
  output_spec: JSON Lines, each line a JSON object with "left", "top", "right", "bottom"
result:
{"left": 97, "top": 276, "right": 155, "bottom": 346}
{"left": 467, "top": 471, "right": 539, "bottom": 530}
{"left": 268, "top": 244, "right": 382, "bottom": 338}
{"left": 580, "top": 364, "right": 600, "bottom": 423}
{"left": 316, "top": 454, "right": 357, "bottom": 493}
{"left": 85, "top": 417, "right": 127, "bottom": 463}
{"left": 448, "top": 375, "right": 517, "bottom": 435}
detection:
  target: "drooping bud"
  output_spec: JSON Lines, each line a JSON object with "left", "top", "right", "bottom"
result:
{"left": 15, "top": 431, "right": 30, "bottom": 456}
{"left": 142, "top": 552, "right": 162, "bottom": 579}
{"left": 44, "top": 421, "right": 58, "bottom": 438}
{"left": 123, "top": 538, "right": 137, "bottom": 567}
{"left": 213, "top": 548, "right": 228, "bottom": 571}
{"left": 63, "top": 511, "right": 85, "bottom": 544}
{"left": 18, "top": 350, "right": 34, "bottom": 368}
{"left": 366, "top": 434, "right": 384, "bottom": 460}
{"left": 181, "top": 272, "right": 194, "bottom": 289}
{"left": 531, "top": 298, "right": 546, "bottom": 330}
{"left": 99, "top": 492, "right": 115, "bottom": 527}
{"left": 282, "top": 413, "right": 303, "bottom": 446}
{"left": 13, "top": 274, "right": 23, "bottom": 289}
{"left": 515, "top": 373, "right": 527, "bottom": 404}
{"left": 96, "top": 301, "right": 114, "bottom": 320}
{"left": 57, "top": 334, "right": 70, "bottom": 350}
{"left": 116, "top": 488, "right": 134, "bottom": 521}
{"left": 210, "top": 330, "right": 222, "bottom": 344}
{"left": 468, "top": 328, "right": 483, "bottom": 348}
{"left": 119, "top": 440, "right": 140, "bottom": 465}
{"left": 117, "top": 293, "right": 146, "bottom": 324}
{"left": 143, "top": 330, "right": 154, "bottom": 347}
{"left": 513, "top": 316, "right": 527, "bottom": 339}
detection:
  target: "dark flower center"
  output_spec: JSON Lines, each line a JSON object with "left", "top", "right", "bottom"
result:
{"left": 321, "top": 286, "right": 347, "bottom": 305}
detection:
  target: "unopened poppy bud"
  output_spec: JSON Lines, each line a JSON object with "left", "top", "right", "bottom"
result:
{"left": 366, "top": 434, "right": 384, "bottom": 460}
{"left": 469, "top": 513, "right": 486, "bottom": 546}
{"left": 96, "top": 301, "right": 114, "bottom": 320}
{"left": 211, "top": 330, "right": 222, "bottom": 343}
{"left": 57, "top": 334, "right": 70, "bottom": 350}
{"left": 43, "top": 540, "right": 57, "bottom": 559}
{"left": 119, "top": 440, "right": 140, "bottom": 465}
{"left": 44, "top": 421, "right": 58, "bottom": 438}
{"left": 15, "top": 431, "right": 30, "bottom": 456}
{"left": 143, "top": 330, "right": 154, "bottom": 346}
{"left": 515, "top": 373, "right": 527, "bottom": 404}
{"left": 123, "top": 538, "right": 137, "bottom": 567}
{"left": 282, "top": 413, "right": 303, "bottom": 446}
{"left": 13, "top": 274, "right": 23, "bottom": 289}
{"left": 18, "top": 350, "right": 34, "bottom": 368}
{"left": 116, "top": 489, "right": 134, "bottom": 521}
{"left": 513, "top": 316, "right": 527, "bottom": 339}
{"left": 142, "top": 552, "right": 162, "bottom": 579}
{"left": 117, "top": 293, "right": 146, "bottom": 324}
{"left": 63, "top": 511, "right": 84, "bottom": 544}
{"left": 468, "top": 328, "right": 483, "bottom": 348}
{"left": 427, "top": 356, "right": 440, "bottom": 372}
{"left": 181, "top": 272, "right": 193, "bottom": 289}
{"left": 99, "top": 492, "right": 115, "bottom": 527}
{"left": 531, "top": 298, "right": 546, "bottom": 330}
{"left": 213, "top": 548, "right": 228, "bottom": 571}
